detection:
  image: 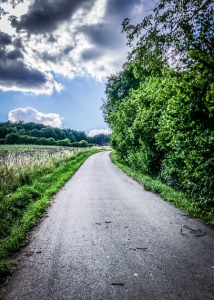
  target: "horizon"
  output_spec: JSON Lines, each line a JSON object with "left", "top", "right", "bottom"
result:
{"left": 0, "top": 0, "right": 150, "bottom": 133}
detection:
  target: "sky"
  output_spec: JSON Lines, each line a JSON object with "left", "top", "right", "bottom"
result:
{"left": 0, "top": 0, "right": 149, "bottom": 135}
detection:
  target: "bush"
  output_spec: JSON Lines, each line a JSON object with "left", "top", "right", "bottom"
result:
{"left": 70, "top": 140, "right": 90, "bottom": 147}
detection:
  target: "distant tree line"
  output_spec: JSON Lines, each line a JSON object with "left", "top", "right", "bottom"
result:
{"left": 0, "top": 121, "right": 110, "bottom": 147}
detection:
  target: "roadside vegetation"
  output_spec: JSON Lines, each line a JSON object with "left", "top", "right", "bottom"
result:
{"left": 0, "top": 145, "right": 101, "bottom": 279}
{"left": 102, "top": 0, "right": 214, "bottom": 225}
{"left": 111, "top": 152, "right": 214, "bottom": 227}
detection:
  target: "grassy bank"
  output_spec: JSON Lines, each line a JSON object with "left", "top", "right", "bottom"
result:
{"left": 0, "top": 147, "right": 101, "bottom": 279}
{"left": 111, "top": 152, "right": 214, "bottom": 228}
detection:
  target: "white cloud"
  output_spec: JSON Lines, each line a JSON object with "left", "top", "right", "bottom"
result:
{"left": 8, "top": 107, "right": 64, "bottom": 128}
{"left": 0, "top": 0, "right": 146, "bottom": 92}
{"left": 88, "top": 129, "right": 112, "bottom": 137}
{"left": 21, "top": 0, "right": 126, "bottom": 81}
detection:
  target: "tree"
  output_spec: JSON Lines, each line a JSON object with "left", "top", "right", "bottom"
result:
{"left": 102, "top": 0, "right": 214, "bottom": 202}
{"left": 18, "top": 129, "right": 27, "bottom": 136}
{"left": 101, "top": 64, "right": 141, "bottom": 124}
{"left": 88, "top": 134, "right": 110, "bottom": 145}
{"left": 0, "top": 126, "right": 10, "bottom": 139}
{"left": 5, "top": 133, "right": 20, "bottom": 144}
{"left": 20, "top": 135, "right": 39, "bottom": 144}
{"left": 57, "top": 138, "right": 72, "bottom": 147}
{"left": 40, "top": 128, "right": 57, "bottom": 139}
{"left": 122, "top": 0, "right": 214, "bottom": 77}
{"left": 30, "top": 129, "right": 41, "bottom": 137}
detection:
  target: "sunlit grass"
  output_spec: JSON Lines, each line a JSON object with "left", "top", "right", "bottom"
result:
{"left": 0, "top": 146, "right": 80, "bottom": 200}
{"left": 0, "top": 146, "right": 101, "bottom": 279}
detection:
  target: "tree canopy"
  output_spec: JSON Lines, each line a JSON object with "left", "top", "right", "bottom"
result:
{"left": 102, "top": 0, "right": 214, "bottom": 207}
{"left": 0, "top": 121, "right": 110, "bottom": 146}
{"left": 122, "top": 0, "right": 214, "bottom": 75}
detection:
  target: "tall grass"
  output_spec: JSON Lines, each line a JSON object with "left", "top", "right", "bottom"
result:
{"left": 0, "top": 146, "right": 101, "bottom": 280}
{"left": 0, "top": 147, "right": 79, "bottom": 199}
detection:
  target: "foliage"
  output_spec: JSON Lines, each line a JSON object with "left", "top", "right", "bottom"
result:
{"left": 111, "top": 152, "right": 214, "bottom": 227}
{"left": 101, "top": 64, "right": 141, "bottom": 124}
{"left": 102, "top": 0, "right": 214, "bottom": 211}
{"left": 88, "top": 134, "right": 110, "bottom": 145}
{"left": 122, "top": 0, "right": 214, "bottom": 76}
{"left": 0, "top": 121, "right": 111, "bottom": 146}
{"left": 0, "top": 121, "right": 87, "bottom": 144}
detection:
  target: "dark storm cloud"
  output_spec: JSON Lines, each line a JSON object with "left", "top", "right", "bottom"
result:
{"left": 0, "top": 32, "right": 24, "bottom": 52}
{"left": 0, "top": 0, "right": 145, "bottom": 92}
{"left": 0, "top": 32, "right": 12, "bottom": 46}
{"left": 0, "top": 49, "right": 5, "bottom": 59}
{"left": 7, "top": 49, "right": 23, "bottom": 59}
{"left": 11, "top": 0, "right": 96, "bottom": 34}
{"left": 0, "top": 29, "right": 43, "bottom": 89}
{"left": 0, "top": 58, "right": 47, "bottom": 88}
{"left": 13, "top": 37, "right": 24, "bottom": 49}
{"left": 0, "top": 46, "right": 51, "bottom": 91}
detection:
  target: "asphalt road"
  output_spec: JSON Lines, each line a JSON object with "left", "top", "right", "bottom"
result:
{"left": 3, "top": 151, "right": 214, "bottom": 300}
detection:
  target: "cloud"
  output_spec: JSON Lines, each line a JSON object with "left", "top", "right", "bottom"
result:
{"left": 0, "top": 32, "right": 12, "bottom": 46}
{"left": 0, "top": 0, "right": 147, "bottom": 92}
{"left": 105, "top": 0, "right": 140, "bottom": 18}
{"left": 8, "top": 107, "right": 64, "bottom": 128}
{"left": 81, "top": 48, "right": 102, "bottom": 62}
{"left": 11, "top": 0, "right": 96, "bottom": 34}
{"left": 0, "top": 53, "right": 62, "bottom": 94}
{"left": 88, "top": 129, "right": 112, "bottom": 137}
{"left": 0, "top": 30, "right": 62, "bottom": 94}
{"left": 7, "top": 49, "right": 23, "bottom": 59}
{"left": 79, "top": 23, "right": 123, "bottom": 48}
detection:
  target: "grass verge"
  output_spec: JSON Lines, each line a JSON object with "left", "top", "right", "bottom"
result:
{"left": 110, "top": 152, "right": 214, "bottom": 228}
{"left": 0, "top": 149, "right": 100, "bottom": 280}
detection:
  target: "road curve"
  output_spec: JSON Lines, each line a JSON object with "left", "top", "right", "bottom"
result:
{"left": 3, "top": 151, "right": 214, "bottom": 300}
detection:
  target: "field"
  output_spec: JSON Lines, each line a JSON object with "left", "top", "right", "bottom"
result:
{"left": 0, "top": 145, "right": 101, "bottom": 279}
{"left": 0, "top": 144, "right": 62, "bottom": 154}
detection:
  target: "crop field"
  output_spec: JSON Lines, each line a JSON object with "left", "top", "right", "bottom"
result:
{"left": 0, "top": 145, "right": 101, "bottom": 279}
{"left": 0, "top": 144, "right": 62, "bottom": 155}
{"left": 0, "top": 145, "right": 81, "bottom": 199}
